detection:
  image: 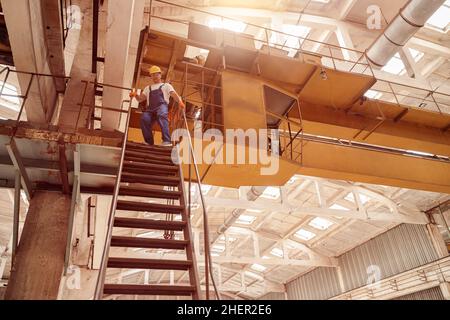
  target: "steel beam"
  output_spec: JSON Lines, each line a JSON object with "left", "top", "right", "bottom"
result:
{"left": 12, "top": 170, "right": 20, "bottom": 260}
{"left": 6, "top": 139, "right": 33, "bottom": 200}
{"left": 63, "top": 145, "right": 81, "bottom": 275}
{"left": 58, "top": 142, "right": 70, "bottom": 194}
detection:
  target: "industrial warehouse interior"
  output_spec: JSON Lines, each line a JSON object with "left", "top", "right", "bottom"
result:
{"left": 0, "top": 0, "right": 449, "bottom": 303}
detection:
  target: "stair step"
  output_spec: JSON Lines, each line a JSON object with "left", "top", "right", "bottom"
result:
{"left": 103, "top": 284, "right": 195, "bottom": 296}
{"left": 125, "top": 150, "right": 173, "bottom": 161}
{"left": 118, "top": 187, "right": 181, "bottom": 199}
{"left": 124, "top": 155, "right": 174, "bottom": 166}
{"left": 127, "top": 141, "right": 174, "bottom": 152}
{"left": 123, "top": 160, "right": 178, "bottom": 172}
{"left": 111, "top": 236, "right": 188, "bottom": 250}
{"left": 107, "top": 257, "right": 192, "bottom": 270}
{"left": 116, "top": 200, "right": 184, "bottom": 214}
{"left": 121, "top": 172, "right": 180, "bottom": 186}
{"left": 126, "top": 144, "right": 174, "bottom": 155}
{"left": 121, "top": 166, "right": 178, "bottom": 177}
{"left": 114, "top": 217, "right": 186, "bottom": 230}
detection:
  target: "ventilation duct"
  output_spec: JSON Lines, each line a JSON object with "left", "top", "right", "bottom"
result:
{"left": 366, "top": 0, "right": 445, "bottom": 67}
{"left": 214, "top": 186, "right": 266, "bottom": 241}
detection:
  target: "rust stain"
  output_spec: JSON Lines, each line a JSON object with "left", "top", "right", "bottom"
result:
{"left": 2, "top": 124, "right": 123, "bottom": 148}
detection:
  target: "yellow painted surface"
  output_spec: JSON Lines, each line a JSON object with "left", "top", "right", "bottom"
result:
{"left": 133, "top": 28, "right": 450, "bottom": 192}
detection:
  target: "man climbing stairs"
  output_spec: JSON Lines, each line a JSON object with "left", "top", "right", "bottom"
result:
{"left": 96, "top": 141, "right": 201, "bottom": 299}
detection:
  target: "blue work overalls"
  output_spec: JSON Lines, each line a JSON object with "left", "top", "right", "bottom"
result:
{"left": 140, "top": 84, "right": 171, "bottom": 145}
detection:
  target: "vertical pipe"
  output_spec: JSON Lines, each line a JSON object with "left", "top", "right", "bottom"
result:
{"left": 12, "top": 170, "right": 21, "bottom": 261}
{"left": 60, "top": 0, "right": 66, "bottom": 48}
{"left": 204, "top": 185, "right": 210, "bottom": 300}
{"left": 64, "top": 175, "right": 79, "bottom": 275}
{"left": 92, "top": 0, "right": 99, "bottom": 74}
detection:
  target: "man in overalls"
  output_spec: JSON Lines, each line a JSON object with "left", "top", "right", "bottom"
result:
{"left": 130, "top": 65, "right": 185, "bottom": 146}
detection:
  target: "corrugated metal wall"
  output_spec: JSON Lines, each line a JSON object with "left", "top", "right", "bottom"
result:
{"left": 286, "top": 267, "right": 341, "bottom": 300}
{"left": 339, "top": 224, "right": 439, "bottom": 291}
{"left": 393, "top": 286, "right": 444, "bottom": 300}
{"left": 285, "top": 224, "right": 440, "bottom": 299}
{"left": 258, "top": 292, "right": 286, "bottom": 300}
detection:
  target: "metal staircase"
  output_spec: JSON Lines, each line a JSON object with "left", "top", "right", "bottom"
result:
{"left": 94, "top": 135, "right": 201, "bottom": 299}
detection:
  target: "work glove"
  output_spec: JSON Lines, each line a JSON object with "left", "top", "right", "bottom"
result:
{"left": 129, "top": 89, "right": 137, "bottom": 99}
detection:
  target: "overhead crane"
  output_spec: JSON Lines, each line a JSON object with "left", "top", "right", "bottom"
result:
{"left": 128, "top": 20, "right": 450, "bottom": 193}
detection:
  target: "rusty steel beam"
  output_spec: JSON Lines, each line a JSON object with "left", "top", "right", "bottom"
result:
{"left": 58, "top": 141, "right": 70, "bottom": 194}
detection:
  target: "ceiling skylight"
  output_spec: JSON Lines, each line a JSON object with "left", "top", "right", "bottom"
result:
{"left": 329, "top": 203, "right": 350, "bottom": 211}
{"left": 308, "top": 217, "right": 334, "bottom": 230}
{"left": 207, "top": 17, "right": 247, "bottom": 33}
{"left": 269, "top": 24, "right": 311, "bottom": 57}
{"left": 294, "top": 229, "right": 316, "bottom": 241}
{"left": 408, "top": 48, "right": 424, "bottom": 62}
{"left": 426, "top": 1, "right": 450, "bottom": 31}
{"left": 0, "top": 81, "right": 20, "bottom": 109}
{"left": 219, "top": 235, "right": 237, "bottom": 242}
{"left": 382, "top": 53, "right": 405, "bottom": 75}
{"left": 251, "top": 263, "right": 267, "bottom": 272}
{"left": 212, "top": 244, "right": 225, "bottom": 253}
{"left": 236, "top": 214, "right": 256, "bottom": 225}
{"left": 382, "top": 49, "right": 424, "bottom": 76}
{"left": 344, "top": 192, "right": 370, "bottom": 205}
{"left": 270, "top": 248, "right": 284, "bottom": 258}
{"left": 364, "top": 89, "right": 382, "bottom": 100}
{"left": 261, "top": 187, "right": 280, "bottom": 199}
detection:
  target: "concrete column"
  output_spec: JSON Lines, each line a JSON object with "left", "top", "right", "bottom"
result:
{"left": 2, "top": 0, "right": 59, "bottom": 124}
{"left": 4, "top": 191, "right": 71, "bottom": 300}
{"left": 41, "top": 0, "right": 67, "bottom": 92}
{"left": 58, "top": 0, "right": 96, "bottom": 132}
{"left": 101, "top": 0, "right": 145, "bottom": 131}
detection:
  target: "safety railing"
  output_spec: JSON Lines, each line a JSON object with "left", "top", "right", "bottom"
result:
{"left": 93, "top": 100, "right": 133, "bottom": 299}
{"left": 167, "top": 61, "right": 225, "bottom": 136}
{"left": 0, "top": 66, "right": 71, "bottom": 140}
{"left": 76, "top": 80, "right": 134, "bottom": 132}
{"left": 0, "top": 66, "right": 135, "bottom": 136}
{"left": 0, "top": 66, "right": 217, "bottom": 299}
{"left": 146, "top": 0, "right": 372, "bottom": 77}
{"left": 60, "top": 0, "right": 74, "bottom": 47}
{"left": 164, "top": 61, "right": 221, "bottom": 299}
{"left": 267, "top": 110, "right": 305, "bottom": 166}
{"left": 170, "top": 106, "right": 221, "bottom": 300}
{"left": 144, "top": 0, "right": 450, "bottom": 118}
{"left": 358, "top": 79, "right": 450, "bottom": 116}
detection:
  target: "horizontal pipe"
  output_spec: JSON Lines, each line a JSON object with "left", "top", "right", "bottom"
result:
{"left": 366, "top": 0, "right": 445, "bottom": 66}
